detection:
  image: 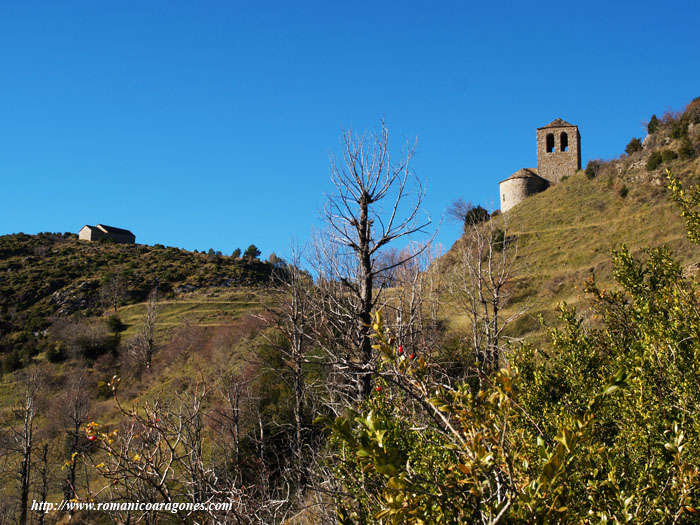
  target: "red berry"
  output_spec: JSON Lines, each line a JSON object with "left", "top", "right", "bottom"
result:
{"left": 409, "top": 353, "right": 416, "bottom": 360}
{"left": 155, "top": 418, "right": 161, "bottom": 423}
{"left": 398, "top": 345, "right": 404, "bottom": 355}
{"left": 376, "top": 386, "right": 382, "bottom": 392}
{"left": 88, "top": 435, "right": 97, "bottom": 442}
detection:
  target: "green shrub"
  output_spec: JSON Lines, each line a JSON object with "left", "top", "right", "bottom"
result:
{"left": 647, "top": 114, "right": 659, "bottom": 134}
{"left": 661, "top": 149, "right": 678, "bottom": 163}
{"left": 491, "top": 228, "right": 506, "bottom": 252}
{"left": 646, "top": 151, "right": 663, "bottom": 171}
{"left": 46, "top": 342, "right": 66, "bottom": 363}
{"left": 619, "top": 185, "right": 629, "bottom": 198}
{"left": 2, "top": 350, "right": 23, "bottom": 373}
{"left": 625, "top": 137, "right": 642, "bottom": 155}
{"left": 464, "top": 205, "right": 489, "bottom": 226}
{"left": 105, "top": 315, "right": 126, "bottom": 334}
{"left": 244, "top": 244, "right": 261, "bottom": 260}
{"left": 679, "top": 137, "right": 697, "bottom": 160}
{"left": 585, "top": 159, "right": 602, "bottom": 179}
{"left": 670, "top": 119, "right": 688, "bottom": 139}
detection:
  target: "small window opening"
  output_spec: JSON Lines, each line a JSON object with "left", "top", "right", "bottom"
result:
{"left": 546, "top": 133, "right": 554, "bottom": 153}
{"left": 560, "top": 132, "right": 569, "bottom": 152}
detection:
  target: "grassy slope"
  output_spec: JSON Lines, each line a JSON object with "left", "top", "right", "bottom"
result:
{"left": 0, "top": 233, "right": 273, "bottom": 342}
{"left": 442, "top": 123, "right": 700, "bottom": 346}
{"left": 0, "top": 285, "right": 272, "bottom": 512}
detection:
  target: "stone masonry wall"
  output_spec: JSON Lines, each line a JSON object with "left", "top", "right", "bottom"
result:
{"left": 500, "top": 175, "right": 549, "bottom": 213}
{"left": 536, "top": 126, "right": 581, "bottom": 183}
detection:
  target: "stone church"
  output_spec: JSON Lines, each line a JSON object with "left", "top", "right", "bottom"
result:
{"left": 499, "top": 118, "right": 581, "bottom": 212}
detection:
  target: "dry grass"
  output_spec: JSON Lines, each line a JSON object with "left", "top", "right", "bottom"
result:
{"left": 441, "top": 162, "right": 700, "bottom": 346}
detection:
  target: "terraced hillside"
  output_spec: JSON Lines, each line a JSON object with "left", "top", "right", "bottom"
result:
{"left": 0, "top": 233, "right": 274, "bottom": 368}
{"left": 442, "top": 100, "right": 700, "bottom": 344}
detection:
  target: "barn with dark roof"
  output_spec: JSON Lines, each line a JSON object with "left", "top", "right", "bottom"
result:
{"left": 79, "top": 224, "right": 136, "bottom": 244}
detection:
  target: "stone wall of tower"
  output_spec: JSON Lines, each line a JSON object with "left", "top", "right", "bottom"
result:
{"left": 536, "top": 126, "right": 581, "bottom": 183}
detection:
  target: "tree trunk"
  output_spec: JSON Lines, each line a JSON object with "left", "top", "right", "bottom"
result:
{"left": 37, "top": 444, "right": 49, "bottom": 525}
{"left": 358, "top": 194, "right": 373, "bottom": 399}
{"left": 19, "top": 394, "right": 35, "bottom": 525}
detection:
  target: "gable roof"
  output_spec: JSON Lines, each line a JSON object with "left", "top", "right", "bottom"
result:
{"left": 538, "top": 118, "right": 576, "bottom": 129}
{"left": 499, "top": 168, "right": 547, "bottom": 184}
{"left": 96, "top": 224, "right": 135, "bottom": 236}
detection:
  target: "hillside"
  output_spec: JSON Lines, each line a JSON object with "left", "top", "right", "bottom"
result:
{"left": 442, "top": 98, "right": 700, "bottom": 344}
{"left": 1, "top": 99, "right": 699, "bottom": 523}
{"left": 0, "top": 233, "right": 274, "bottom": 367}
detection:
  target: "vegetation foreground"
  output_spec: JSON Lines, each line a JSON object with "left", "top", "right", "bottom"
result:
{"left": 1, "top": 102, "right": 700, "bottom": 523}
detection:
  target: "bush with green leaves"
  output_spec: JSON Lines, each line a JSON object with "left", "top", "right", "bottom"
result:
{"left": 45, "top": 342, "right": 66, "bottom": 363}
{"left": 323, "top": 171, "right": 700, "bottom": 523}
{"left": 662, "top": 148, "right": 679, "bottom": 163}
{"left": 491, "top": 228, "right": 506, "bottom": 252}
{"left": 244, "top": 244, "right": 261, "bottom": 260}
{"left": 585, "top": 159, "right": 602, "bottom": 179}
{"left": 647, "top": 150, "right": 663, "bottom": 171}
{"left": 680, "top": 137, "right": 697, "bottom": 160}
{"left": 648, "top": 114, "right": 660, "bottom": 134}
{"left": 464, "top": 205, "right": 489, "bottom": 227}
{"left": 671, "top": 118, "right": 689, "bottom": 139}
{"left": 2, "top": 349, "right": 23, "bottom": 373}
{"left": 625, "top": 137, "right": 643, "bottom": 155}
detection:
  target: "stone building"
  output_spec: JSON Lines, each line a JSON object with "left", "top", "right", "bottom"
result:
{"left": 79, "top": 224, "right": 136, "bottom": 244}
{"left": 499, "top": 118, "right": 581, "bottom": 212}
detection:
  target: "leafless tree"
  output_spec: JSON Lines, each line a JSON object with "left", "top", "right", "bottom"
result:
{"left": 100, "top": 272, "right": 127, "bottom": 313}
{"left": 448, "top": 214, "right": 527, "bottom": 372}
{"left": 87, "top": 378, "right": 242, "bottom": 524}
{"left": 383, "top": 242, "right": 443, "bottom": 359}
{"left": 57, "top": 372, "right": 92, "bottom": 502}
{"left": 259, "top": 246, "right": 319, "bottom": 486}
{"left": 87, "top": 373, "right": 309, "bottom": 524}
{"left": 446, "top": 197, "right": 475, "bottom": 224}
{"left": 10, "top": 366, "right": 44, "bottom": 525}
{"left": 318, "top": 119, "right": 431, "bottom": 399}
{"left": 35, "top": 443, "right": 49, "bottom": 525}
{"left": 127, "top": 286, "right": 159, "bottom": 372}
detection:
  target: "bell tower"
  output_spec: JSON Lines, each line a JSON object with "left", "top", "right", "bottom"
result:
{"left": 536, "top": 118, "right": 581, "bottom": 183}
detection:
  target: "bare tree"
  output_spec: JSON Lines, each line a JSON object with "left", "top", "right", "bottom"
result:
{"left": 57, "top": 372, "right": 92, "bottom": 502}
{"left": 36, "top": 443, "right": 49, "bottom": 525}
{"left": 446, "top": 197, "right": 474, "bottom": 224}
{"left": 11, "top": 367, "right": 44, "bottom": 525}
{"left": 87, "top": 374, "right": 305, "bottom": 524}
{"left": 127, "top": 286, "right": 159, "bottom": 372}
{"left": 259, "top": 246, "right": 318, "bottom": 486}
{"left": 100, "top": 272, "right": 127, "bottom": 313}
{"left": 384, "top": 242, "right": 443, "bottom": 359}
{"left": 318, "top": 119, "right": 431, "bottom": 399}
{"left": 449, "top": 215, "right": 527, "bottom": 372}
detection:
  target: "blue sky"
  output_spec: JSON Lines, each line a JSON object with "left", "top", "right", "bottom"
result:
{"left": 2, "top": 1, "right": 699, "bottom": 259}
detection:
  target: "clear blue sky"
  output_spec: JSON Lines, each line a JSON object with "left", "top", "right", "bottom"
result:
{"left": 2, "top": 1, "right": 699, "bottom": 258}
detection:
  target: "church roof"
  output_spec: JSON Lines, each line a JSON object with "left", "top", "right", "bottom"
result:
{"left": 538, "top": 118, "right": 576, "bottom": 129}
{"left": 499, "top": 168, "right": 546, "bottom": 184}
{"left": 96, "top": 224, "right": 135, "bottom": 237}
